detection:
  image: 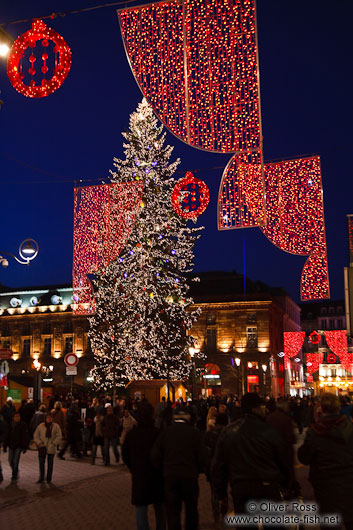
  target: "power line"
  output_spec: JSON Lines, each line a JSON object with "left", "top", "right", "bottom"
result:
{"left": 0, "top": 0, "right": 144, "bottom": 27}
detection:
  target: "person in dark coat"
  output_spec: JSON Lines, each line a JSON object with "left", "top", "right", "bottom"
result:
{"left": 151, "top": 409, "right": 207, "bottom": 530}
{"left": 0, "top": 414, "right": 8, "bottom": 482}
{"left": 267, "top": 399, "right": 300, "bottom": 498}
{"left": 291, "top": 398, "right": 304, "bottom": 434}
{"left": 102, "top": 405, "right": 120, "bottom": 465}
{"left": 58, "top": 404, "right": 82, "bottom": 459}
{"left": 1, "top": 397, "right": 16, "bottom": 432}
{"left": 205, "top": 414, "right": 228, "bottom": 527}
{"left": 7, "top": 412, "right": 28, "bottom": 482}
{"left": 212, "top": 393, "right": 290, "bottom": 527}
{"left": 30, "top": 405, "right": 46, "bottom": 437}
{"left": 123, "top": 402, "right": 166, "bottom": 530}
{"left": 298, "top": 393, "right": 353, "bottom": 529}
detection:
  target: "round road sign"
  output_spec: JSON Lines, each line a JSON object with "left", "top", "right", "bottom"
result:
{"left": 64, "top": 353, "right": 79, "bottom": 367}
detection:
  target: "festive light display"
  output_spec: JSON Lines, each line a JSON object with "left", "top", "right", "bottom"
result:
{"left": 218, "top": 150, "right": 266, "bottom": 228}
{"left": 220, "top": 156, "right": 330, "bottom": 300}
{"left": 309, "top": 331, "right": 321, "bottom": 345}
{"left": 73, "top": 181, "right": 143, "bottom": 315}
{"left": 89, "top": 99, "right": 203, "bottom": 389}
{"left": 325, "top": 330, "right": 352, "bottom": 372}
{"left": 7, "top": 19, "right": 71, "bottom": 98}
{"left": 118, "top": 0, "right": 262, "bottom": 154}
{"left": 119, "top": 1, "right": 330, "bottom": 301}
{"left": 306, "top": 352, "right": 324, "bottom": 376}
{"left": 171, "top": 172, "right": 210, "bottom": 219}
{"left": 283, "top": 331, "right": 305, "bottom": 369}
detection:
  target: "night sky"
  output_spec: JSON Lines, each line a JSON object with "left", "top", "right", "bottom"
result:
{"left": 0, "top": 0, "right": 352, "bottom": 303}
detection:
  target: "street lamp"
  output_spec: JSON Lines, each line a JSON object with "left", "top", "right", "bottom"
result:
{"left": 189, "top": 346, "right": 196, "bottom": 399}
{"left": 262, "top": 363, "right": 268, "bottom": 392}
{"left": 0, "top": 27, "right": 13, "bottom": 58}
{"left": 0, "top": 239, "right": 39, "bottom": 267}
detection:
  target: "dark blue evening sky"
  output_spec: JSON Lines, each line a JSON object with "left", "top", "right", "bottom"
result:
{"left": 0, "top": 0, "right": 352, "bottom": 302}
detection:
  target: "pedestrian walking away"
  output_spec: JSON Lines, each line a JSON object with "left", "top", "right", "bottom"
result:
{"left": 7, "top": 411, "right": 29, "bottom": 482}
{"left": 123, "top": 402, "right": 166, "bottom": 530}
{"left": 151, "top": 408, "right": 207, "bottom": 530}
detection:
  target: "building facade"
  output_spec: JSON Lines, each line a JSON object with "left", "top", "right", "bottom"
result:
{"left": 0, "top": 272, "right": 302, "bottom": 405}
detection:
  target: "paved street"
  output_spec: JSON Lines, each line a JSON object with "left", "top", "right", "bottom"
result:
{"left": 0, "top": 433, "right": 316, "bottom": 530}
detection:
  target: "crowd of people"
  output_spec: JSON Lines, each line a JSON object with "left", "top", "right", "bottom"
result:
{"left": 1, "top": 391, "right": 353, "bottom": 529}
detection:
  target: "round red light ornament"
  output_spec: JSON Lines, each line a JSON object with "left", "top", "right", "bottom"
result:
{"left": 309, "top": 331, "right": 321, "bottom": 345}
{"left": 7, "top": 19, "right": 71, "bottom": 98}
{"left": 171, "top": 172, "right": 210, "bottom": 219}
{"left": 327, "top": 352, "right": 336, "bottom": 364}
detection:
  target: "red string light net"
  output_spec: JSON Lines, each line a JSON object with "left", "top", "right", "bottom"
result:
{"left": 7, "top": 19, "right": 71, "bottom": 98}
{"left": 219, "top": 156, "right": 330, "bottom": 301}
{"left": 171, "top": 172, "right": 210, "bottom": 219}
{"left": 325, "top": 330, "right": 352, "bottom": 372}
{"left": 283, "top": 331, "right": 305, "bottom": 369}
{"left": 73, "top": 182, "right": 143, "bottom": 315}
{"left": 118, "top": 0, "right": 262, "bottom": 154}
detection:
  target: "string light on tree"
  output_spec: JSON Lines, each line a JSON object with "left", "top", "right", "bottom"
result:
{"left": 7, "top": 19, "right": 71, "bottom": 98}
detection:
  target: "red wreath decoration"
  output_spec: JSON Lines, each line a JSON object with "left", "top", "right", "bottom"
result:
{"left": 327, "top": 352, "right": 337, "bottom": 364}
{"left": 171, "top": 172, "right": 210, "bottom": 219}
{"left": 7, "top": 19, "right": 71, "bottom": 98}
{"left": 309, "top": 330, "right": 321, "bottom": 345}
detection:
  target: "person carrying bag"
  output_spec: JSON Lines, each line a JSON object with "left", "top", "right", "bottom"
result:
{"left": 34, "top": 412, "right": 62, "bottom": 483}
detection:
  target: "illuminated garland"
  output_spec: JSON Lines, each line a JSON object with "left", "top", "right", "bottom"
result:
{"left": 171, "top": 172, "right": 210, "bottom": 219}
{"left": 118, "top": 0, "right": 261, "bottom": 154}
{"left": 325, "top": 330, "right": 352, "bottom": 372}
{"left": 7, "top": 19, "right": 71, "bottom": 98}
{"left": 73, "top": 182, "right": 143, "bottom": 315}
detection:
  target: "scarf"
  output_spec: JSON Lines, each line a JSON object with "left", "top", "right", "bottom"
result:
{"left": 45, "top": 422, "right": 53, "bottom": 438}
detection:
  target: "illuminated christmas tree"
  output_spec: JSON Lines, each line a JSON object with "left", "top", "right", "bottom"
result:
{"left": 89, "top": 99, "right": 202, "bottom": 393}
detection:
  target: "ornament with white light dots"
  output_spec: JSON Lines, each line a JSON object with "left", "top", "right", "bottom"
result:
{"left": 171, "top": 172, "right": 210, "bottom": 219}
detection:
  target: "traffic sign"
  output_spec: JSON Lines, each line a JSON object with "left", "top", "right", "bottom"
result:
{"left": 66, "top": 366, "right": 77, "bottom": 376}
{"left": 64, "top": 353, "right": 79, "bottom": 367}
{"left": 0, "top": 360, "right": 9, "bottom": 374}
{"left": 0, "top": 349, "right": 13, "bottom": 360}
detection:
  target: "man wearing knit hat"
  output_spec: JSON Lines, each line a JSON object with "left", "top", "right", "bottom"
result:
{"left": 212, "top": 393, "right": 290, "bottom": 520}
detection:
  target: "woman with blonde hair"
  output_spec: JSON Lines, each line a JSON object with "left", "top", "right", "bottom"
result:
{"left": 206, "top": 406, "right": 217, "bottom": 432}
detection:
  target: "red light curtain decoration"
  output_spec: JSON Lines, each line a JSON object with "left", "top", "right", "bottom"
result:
{"left": 325, "top": 330, "right": 352, "bottom": 372}
{"left": 306, "top": 352, "right": 324, "bottom": 376}
{"left": 118, "top": 0, "right": 266, "bottom": 227}
{"left": 73, "top": 182, "right": 143, "bottom": 315}
{"left": 220, "top": 156, "right": 330, "bottom": 300}
{"left": 283, "top": 331, "right": 305, "bottom": 369}
{"left": 7, "top": 19, "right": 71, "bottom": 98}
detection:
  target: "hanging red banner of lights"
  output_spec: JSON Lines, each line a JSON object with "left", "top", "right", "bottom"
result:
{"left": 283, "top": 331, "right": 305, "bottom": 369}
{"left": 72, "top": 182, "right": 143, "bottom": 315}
{"left": 118, "top": 0, "right": 331, "bottom": 301}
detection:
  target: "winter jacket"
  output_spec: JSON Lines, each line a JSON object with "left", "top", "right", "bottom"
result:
{"left": 1, "top": 402, "right": 16, "bottom": 425}
{"left": 0, "top": 417, "right": 8, "bottom": 445}
{"left": 151, "top": 420, "right": 207, "bottom": 479}
{"left": 7, "top": 420, "right": 29, "bottom": 450}
{"left": 34, "top": 422, "right": 62, "bottom": 455}
{"left": 123, "top": 424, "right": 164, "bottom": 505}
{"left": 298, "top": 414, "right": 353, "bottom": 521}
{"left": 120, "top": 415, "right": 137, "bottom": 444}
{"left": 102, "top": 414, "right": 121, "bottom": 440}
{"left": 52, "top": 409, "right": 66, "bottom": 437}
{"left": 212, "top": 414, "right": 291, "bottom": 500}
{"left": 66, "top": 408, "right": 82, "bottom": 441}
{"left": 267, "top": 408, "right": 296, "bottom": 467}
{"left": 204, "top": 424, "right": 225, "bottom": 481}
{"left": 30, "top": 411, "right": 46, "bottom": 433}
